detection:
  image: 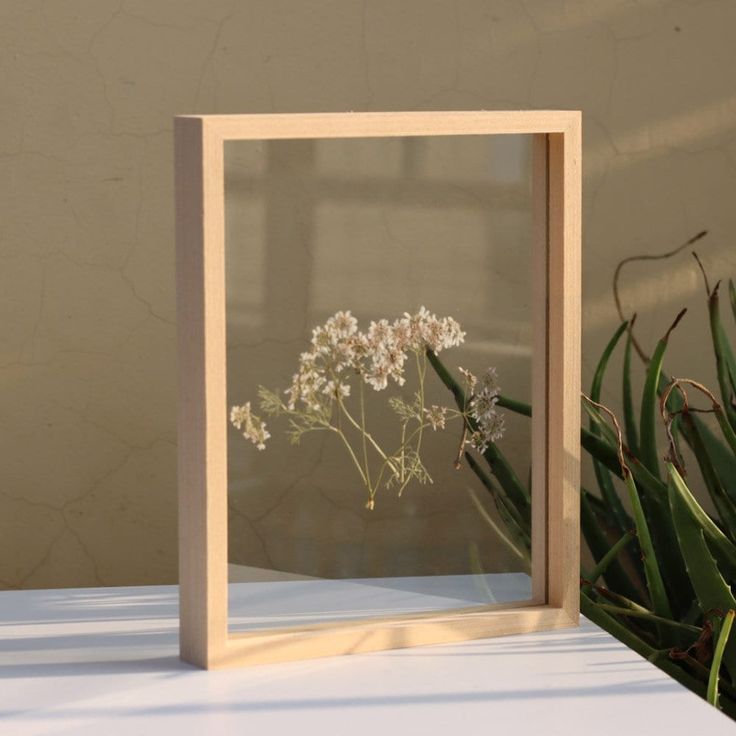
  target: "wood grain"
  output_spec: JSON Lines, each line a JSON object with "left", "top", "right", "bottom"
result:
{"left": 175, "top": 116, "right": 228, "bottom": 668}
{"left": 175, "top": 110, "right": 582, "bottom": 668}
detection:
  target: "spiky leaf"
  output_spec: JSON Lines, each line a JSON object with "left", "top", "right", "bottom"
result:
{"left": 667, "top": 462, "right": 736, "bottom": 680}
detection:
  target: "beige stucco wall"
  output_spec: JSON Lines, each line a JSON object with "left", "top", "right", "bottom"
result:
{"left": 2, "top": 0, "right": 735, "bottom": 589}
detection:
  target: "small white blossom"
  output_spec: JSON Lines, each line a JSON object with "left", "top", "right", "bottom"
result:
{"left": 391, "top": 317, "right": 413, "bottom": 351}
{"left": 367, "top": 319, "right": 394, "bottom": 349}
{"left": 310, "top": 325, "right": 331, "bottom": 354}
{"left": 230, "top": 402, "right": 270, "bottom": 450}
{"left": 325, "top": 310, "right": 358, "bottom": 340}
{"left": 469, "top": 390, "right": 498, "bottom": 421}
{"left": 398, "top": 306, "right": 466, "bottom": 354}
{"left": 370, "top": 344, "right": 406, "bottom": 387}
{"left": 479, "top": 366, "right": 500, "bottom": 396}
{"left": 422, "top": 317, "right": 446, "bottom": 352}
{"left": 364, "top": 363, "right": 390, "bottom": 391}
{"left": 440, "top": 316, "right": 465, "bottom": 350}
{"left": 465, "top": 366, "right": 505, "bottom": 453}
{"left": 322, "top": 380, "right": 350, "bottom": 399}
{"left": 424, "top": 404, "right": 448, "bottom": 431}
{"left": 458, "top": 367, "right": 477, "bottom": 389}
{"left": 402, "top": 306, "right": 431, "bottom": 351}
{"left": 481, "top": 411, "right": 505, "bottom": 443}
{"left": 468, "top": 429, "right": 489, "bottom": 454}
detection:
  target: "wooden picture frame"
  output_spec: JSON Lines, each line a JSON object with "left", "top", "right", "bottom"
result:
{"left": 174, "top": 111, "right": 581, "bottom": 669}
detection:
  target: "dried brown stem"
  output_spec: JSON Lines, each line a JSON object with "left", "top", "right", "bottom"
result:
{"left": 454, "top": 425, "right": 468, "bottom": 470}
{"left": 613, "top": 230, "right": 708, "bottom": 363}
{"left": 659, "top": 377, "right": 722, "bottom": 473}
{"left": 582, "top": 393, "right": 629, "bottom": 477}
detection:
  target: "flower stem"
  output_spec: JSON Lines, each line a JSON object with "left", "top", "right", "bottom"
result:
{"left": 413, "top": 351, "right": 427, "bottom": 460}
{"left": 337, "top": 394, "right": 400, "bottom": 476}
{"left": 330, "top": 425, "right": 370, "bottom": 489}
{"left": 399, "top": 421, "right": 407, "bottom": 483}
{"left": 358, "top": 380, "right": 372, "bottom": 491}
{"left": 454, "top": 426, "right": 468, "bottom": 469}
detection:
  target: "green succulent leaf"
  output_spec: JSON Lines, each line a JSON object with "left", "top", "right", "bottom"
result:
{"left": 707, "top": 284, "right": 736, "bottom": 430}
{"left": 680, "top": 412, "right": 736, "bottom": 538}
{"left": 592, "top": 602, "right": 700, "bottom": 636}
{"left": 667, "top": 462, "right": 736, "bottom": 679}
{"left": 589, "top": 321, "right": 634, "bottom": 533}
{"left": 620, "top": 468, "right": 672, "bottom": 619}
{"left": 581, "top": 593, "right": 736, "bottom": 717}
{"left": 690, "top": 413, "right": 736, "bottom": 506}
{"left": 664, "top": 458, "right": 736, "bottom": 583}
{"left": 464, "top": 451, "right": 530, "bottom": 544}
{"left": 623, "top": 326, "right": 640, "bottom": 456}
{"left": 640, "top": 309, "right": 686, "bottom": 478}
{"left": 581, "top": 492, "right": 643, "bottom": 602}
{"left": 582, "top": 529, "right": 635, "bottom": 590}
{"left": 708, "top": 609, "right": 736, "bottom": 710}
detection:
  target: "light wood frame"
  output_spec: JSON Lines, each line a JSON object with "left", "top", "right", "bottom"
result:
{"left": 174, "top": 111, "right": 581, "bottom": 669}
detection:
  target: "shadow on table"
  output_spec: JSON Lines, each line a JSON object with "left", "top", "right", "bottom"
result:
{"left": 0, "top": 586, "right": 179, "bottom": 626}
{"left": 1, "top": 621, "right": 651, "bottom": 682}
{"left": 0, "top": 674, "right": 683, "bottom": 722}
{"left": 0, "top": 587, "right": 666, "bottom": 690}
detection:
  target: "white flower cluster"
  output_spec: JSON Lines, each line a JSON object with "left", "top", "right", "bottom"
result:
{"left": 230, "top": 402, "right": 270, "bottom": 450}
{"left": 423, "top": 404, "right": 448, "bottom": 431}
{"left": 461, "top": 366, "right": 506, "bottom": 453}
{"left": 285, "top": 307, "right": 465, "bottom": 408}
{"left": 230, "top": 307, "right": 507, "bottom": 507}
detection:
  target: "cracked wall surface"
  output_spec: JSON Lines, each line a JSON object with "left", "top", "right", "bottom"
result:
{"left": 1, "top": 0, "right": 735, "bottom": 589}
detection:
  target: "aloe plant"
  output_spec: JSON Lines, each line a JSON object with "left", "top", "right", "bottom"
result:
{"left": 428, "top": 268, "right": 736, "bottom": 718}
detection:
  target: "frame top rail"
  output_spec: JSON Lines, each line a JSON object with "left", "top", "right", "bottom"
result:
{"left": 175, "top": 110, "right": 581, "bottom": 141}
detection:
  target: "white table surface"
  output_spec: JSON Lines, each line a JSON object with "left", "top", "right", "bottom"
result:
{"left": 1, "top": 578, "right": 733, "bottom": 735}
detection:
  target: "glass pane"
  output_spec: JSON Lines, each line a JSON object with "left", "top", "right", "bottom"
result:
{"left": 225, "top": 134, "right": 536, "bottom": 632}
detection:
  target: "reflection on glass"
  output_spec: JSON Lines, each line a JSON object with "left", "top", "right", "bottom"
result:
{"left": 225, "top": 135, "right": 535, "bottom": 631}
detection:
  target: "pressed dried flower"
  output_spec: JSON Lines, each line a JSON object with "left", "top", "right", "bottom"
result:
{"left": 364, "top": 363, "right": 390, "bottom": 391}
{"left": 230, "top": 308, "right": 503, "bottom": 510}
{"left": 323, "top": 380, "right": 351, "bottom": 399}
{"left": 464, "top": 366, "right": 506, "bottom": 454}
{"left": 469, "top": 390, "right": 498, "bottom": 421}
{"left": 367, "top": 319, "right": 393, "bottom": 349}
{"left": 481, "top": 410, "right": 505, "bottom": 443}
{"left": 424, "top": 404, "right": 448, "bottom": 431}
{"left": 458, "top": 367, "right": 477, "bottom": 389}
{"left": 479, "top": 366, "right": 500, "bottom": 396}
{"left": 468, "top": 429, "right": 489, "bottom": 454}
{"left": 325, "top": 310, "right": 358, "bottom": 339}
{"left": 230, "top": 402, "right": 270, "bottom": 450}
